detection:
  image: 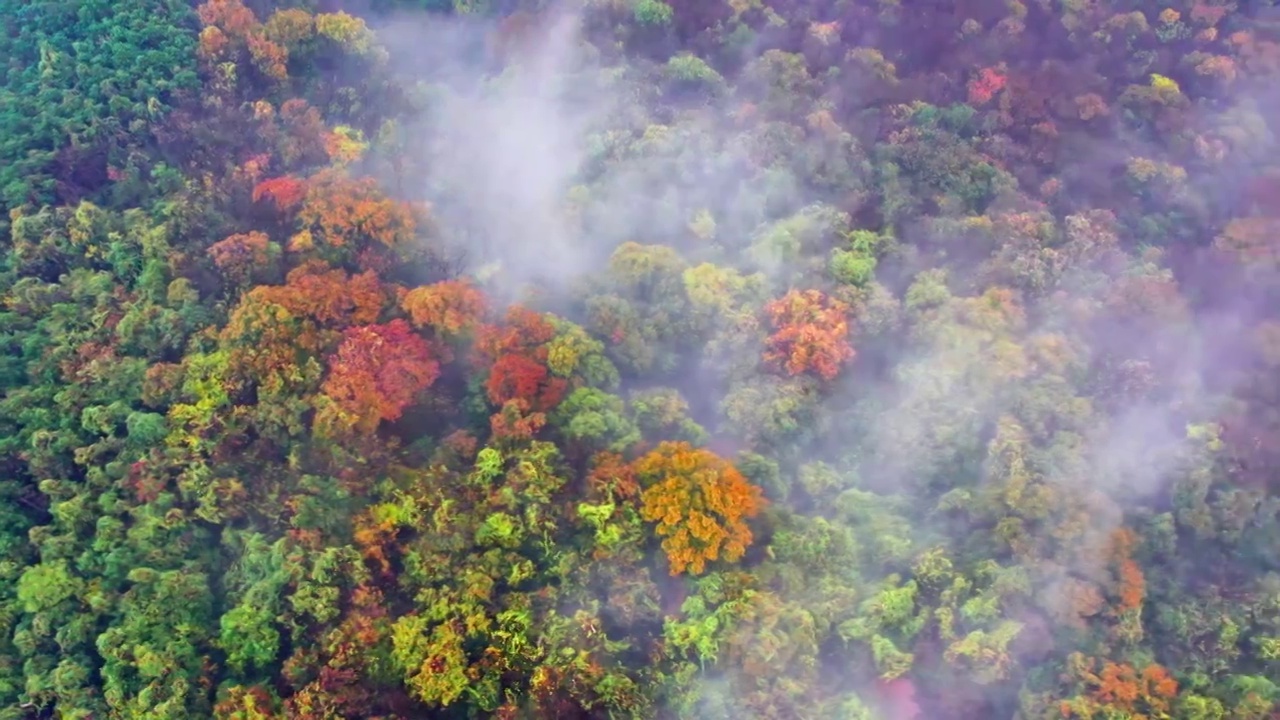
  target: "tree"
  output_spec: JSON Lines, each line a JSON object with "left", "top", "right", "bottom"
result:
{"left": 721, "top": 590, "right": 822, "bottom": 715}
{"left": 763, "top": 289, "right": 855, "bottom": 381}
{"left": 682, "top": 262, "right": 768, "bottom": 331}
{"left": 400, "top": 279, "right": 488, "bottom": 339}
{"left": 197, "top": 0, "right": 258, "bottom": 44}
{"left": 748, "top": 205, "right": 853, "bottom": 279}
{"left": 262, "top": 8, "right": 314, "bottom": 48}
{"left": 0, "top": 0, "right": 199, "bottom": 211}
{"left": 95, "top": 567, "right": 219, "bottom": 718}
{"left": 252, "top": 176, "right": 307, "bottom": 213}
{"left": 196, "top": 0, "right": 290, "bottom": 85}
{"left": 1215, "top": 217, "right": 1280, "bottom": 278}
{"left": 635, "top": 442, "right": 765, "bottom": 575}
{"left": 581, "top": 242, "right": 698, "bottom": 376}
{"left": 1107, "top": 527, "right": 1146, "bottom": 614}
{"left": 721, "top": 375, "right": 822, "bottom": 450}
{"left": 474, "top": 307, "right": 568, "bottom": 413}
{"left": 1057, "top": 654, "right": 1180, "bottom": 718}
{"left": 295, "top": 169, "right": 419, "bottom": 250}
{"left": 249, "top": 261, "right": 385, "bottom": 329}
{"left": 314, "top": 11, "right": 380, "bottom": 57}
{"left": 586, "top": 451, "right": 640, "bottom": 501}
{"left": 629, "top": 387, "right": 708, "bottom": 446}
{"left": 219, "top": 261, "right": 385, "bottom": 394}
{"left": 484, "top": 355, "right": 565, "bottom": 415}
{"left": 209, "top": 231, "right": 279, "bottom": 288}
{"left": 968, "top": 66, "right": 1008, "bottom": 105}
{"left": 316, "top": 320, "right": 440, "bottom": 437}
{"left": 214, "top": 684, "right": 283, "bottom": 719}
{"left": 550, "top": 387, "right": 640, "bottom": 454}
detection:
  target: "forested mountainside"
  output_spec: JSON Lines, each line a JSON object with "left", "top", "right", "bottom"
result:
{"left": 3, "top": 0, "right": 1280, "bottom": 717}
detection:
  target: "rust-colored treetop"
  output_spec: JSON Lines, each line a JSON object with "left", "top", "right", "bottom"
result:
{"left": 252, "top": 175, "right": 307, "bottom": 212}
{"left": 319, "top": 319, "right": 441, "bottom": 436}
{"left": 473, "top": 306, "right": 567, "bottom": 412}
{"left": 296, "top": 169, "right": 418, "bottom": 249}
{"left": 634, "top": 441, "right": 764, "bottom": 575}
{"left": 1107, "top": 527, "right": 1146, "bottom": 613}
{"left": 208, "top": 231, "right": 273, "bottom": 286}
{"left": 763, "top": 288, "right": 855, "bottom": 381}
{"left": 251, "top": 260, "right": 386, "bottom": 329}
{"left": 1058, "top": 654, "right": 1178, "bottom": 719}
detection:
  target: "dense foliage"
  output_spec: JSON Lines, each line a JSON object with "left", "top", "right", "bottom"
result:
{"left": 3, "top": 0, "right": 1280, "bottom": 718}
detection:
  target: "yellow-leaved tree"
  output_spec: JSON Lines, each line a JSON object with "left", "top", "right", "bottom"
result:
{"left": 634, "top": 442, "right": 765, "bottom": 575}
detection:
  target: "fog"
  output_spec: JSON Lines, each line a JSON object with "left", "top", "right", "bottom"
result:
{"left": 365, "top": 3, "right": 1278, "bottom": 716}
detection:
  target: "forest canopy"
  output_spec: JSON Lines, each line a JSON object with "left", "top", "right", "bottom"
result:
{"left": 2, "top": 0, "right": 1280, "bottom": 718}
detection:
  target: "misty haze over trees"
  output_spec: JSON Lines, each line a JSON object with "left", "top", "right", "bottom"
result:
{"left": 2, "top": 0, "right": 1280, "bottom": 717}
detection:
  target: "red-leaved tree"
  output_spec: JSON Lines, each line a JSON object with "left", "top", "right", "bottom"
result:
{"left": 473, "top": 306, "right": 567, "bottom": 412}
{"left": 969, "top": 66, "right": 1007, "bottom": 105}
{"left": 252, "top": 175, "right": 308, "bottom": 213}
{"left": 318, "top": 319, "right": 440, "bottom": 436}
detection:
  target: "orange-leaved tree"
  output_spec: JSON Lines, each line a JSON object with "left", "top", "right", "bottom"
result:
{"left": 587, "top": 451, "right": 640, "bottom": 501}
{"left": 1057, "top": 653, "right": 1178, "bottom": 719}
{"left": 196, "top": 0, "right": 290, "bottom": 81}
{"left": 488, "top": 398, "right": 549, "bottom": 445}
{"left": 1107, "top": 527, "right": 1146, "bottom": 613}
{"left": 634, "top": 441, "right": 764, "bottom": 575}
{"left": 400, "top": 279, "right": 488, "bottom": 340}
{"left": 252, "top": 175, "right": 308, "bottom": 213}
{"left": 317, "top": 319, "right": 441, "bottom": 436}
{"left": 763, "top": 288, "right": 855, "bottom": 381}
{"left": 252, "top": 260, "right": 384, "bottom": 328}
{"left": 196, "top": 0, "right": 259, "bottom": 57}
{"left": 295, "top": 169, "right": 418, "bottom": 250}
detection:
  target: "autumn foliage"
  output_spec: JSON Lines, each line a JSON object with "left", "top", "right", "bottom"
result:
{"left": 587, "top": 451, "right": 640, "bottom": 501}
{"left": 1214, "top": 217, "right": 1280, "bottom": 273}
{"left": 1107, "top": 527, "right": 1146, "bottom": 612}
{"left": 196, "top": 0, "right": 289, "bottom": 81}
{"left": 968, "top": 67, "right": 1008, "bottom": 105}
{"left": 254, "top": 261, "right": 385, "bottom": 328}
{"left": 486, "top": 354, "right": 565, "bottom": 414}
{"left": 319, "top": 319, "right": 440, "bottom": 435}
{"left": 489, "top": 398, "right": 549, "bottom": 444}
{"left": 474, "top": 307, "right": 568, "bottom": 412}
{"left": 209, "top": 231, "right": 274, "bottom": 286}
{"left": 212, "top": 684, "right": 280, "bottom": 719}
{"left": 274, "top": 99, "right": 330, "bottom": 167}
{"left": 296, "top": 169, "right": 418, "bottom": 249}
{"left": 401, "top": 280, "right": 488, "bottom": 338}
{"left": 252, "top": 175, "right": 307, "bottom": 212}
{"left": 220, "top": 262, "right": 386, "bottom": 391}
{"left": 197, "top": 0, "right": 258, "bottom": 45}
{"left": 634, "top": 442, "right": 764, "bottom": 575}
{"left": 283, "top": 585, "right": 393, "bottom": 713}
{"left": 763, "top": 289, "right": 855, "bottom": 381}
{"left": 19, "top": 0, "right": 1280, "bottom": 713}
{"left": 262, "top": 7, "right": 315, "bottom": 47}
{"left": 1059, "top": 654, "right": 1178, "bottom": 718}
